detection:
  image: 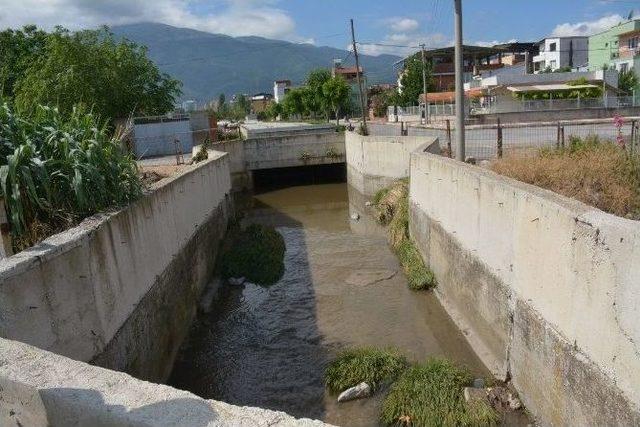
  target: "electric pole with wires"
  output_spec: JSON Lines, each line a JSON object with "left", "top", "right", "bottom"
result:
{"left": 454, "top": 0, "right": 465, "bottom": 161}
{"left": 350, "top": 18, "right": 368, "bottom": 135}
{"left": 421, "top": 43, "right": 428, "bottom": 124}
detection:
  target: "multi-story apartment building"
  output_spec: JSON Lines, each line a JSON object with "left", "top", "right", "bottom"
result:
{"left": 589, "top": 17, "right": 640, "bottom": 80}
{"left": 532, "top": 36, "right": 589, "bottom": 73}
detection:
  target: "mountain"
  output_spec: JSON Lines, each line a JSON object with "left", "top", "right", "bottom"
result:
{"left": 110, "top": 23, "right": 401, "bottom": 102}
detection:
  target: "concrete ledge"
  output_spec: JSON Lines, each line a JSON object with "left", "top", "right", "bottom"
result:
{"left": 0, "top": 152, "right": 232, "bottom": 381}
{"left": 0, "top": 338, "right": 332, "bottom": 427}
{"left": 408, "top": 152, "right": 640, "bottom": 425}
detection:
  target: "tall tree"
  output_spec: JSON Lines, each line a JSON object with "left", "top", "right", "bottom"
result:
{"left": 0, "top": 25, "right": 48, "bottom": 99}
{"left": 305, "top": 68, "right": 332, "bottom": 119}
{"left": 13, "top": 26, "right": 181, "bottom": 121}
{"left": 282, "top": 87, "right": 307, "bottom": 118}
{"left": 218, "top": 93, "right": 226, "bottom": 110}
{"left": 398, "top": 54, "right": 433, "bottom": 106}
{"left": 322, "top": 76, "right": 350, "bottom": 125}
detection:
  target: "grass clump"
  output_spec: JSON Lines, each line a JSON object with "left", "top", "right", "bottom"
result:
{"left": 325, "top": 347, "right": 408, "bottom": 394}
{"left": 492, "top": 136, "right": 640, "bottom": 219}
{"left": 220, "top": 223, "right": 285, "bottom": 285}
{"left": 380, "top": 358, "right": 499, "bottom": 427}
{"left": 373, "top": 179, "right": 436, "bottom": 290}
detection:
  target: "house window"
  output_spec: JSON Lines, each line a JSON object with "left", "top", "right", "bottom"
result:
{"left": 628, "top": 37, "right": 638, "bottom": 49}
{"left": 620, "top": 63, "right": 629, "bottom": 73}
{"left": 549, "top": 42, "right": 557, "bottom": 52}
{"left": 549, "top": 60, "right": 557, "bottom": 69}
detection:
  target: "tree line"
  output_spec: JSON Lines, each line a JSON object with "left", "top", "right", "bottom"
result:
{"left": 0, "top": 25, "right": 181, "bottom": 122}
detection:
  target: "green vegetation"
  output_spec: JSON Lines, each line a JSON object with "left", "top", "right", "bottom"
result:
{"left": 0, "top": 101, "right": 142, "bottom": 251}
{"left": 394, "top": 53, "right": 435, "bottom": 106}
{"left": 324, "top": 347, "right": 408, "bottom": 394}
{"left": 380, "top": 359, "right": 499, "bottom": 427}
{"left": 220, "top": 224, "right": 286, "bottom": 285}
{"left": 1, "top": 26, "right": 180, "bottom": 121}
{"left": 217, "top": 94, "right": 251, "bottom": 121}
{"left": 619, "top": 70, "right": 639, "bottom": 94}
{"left": 374, "top": 180, "right": 436, "bottom": 290}
{"left": 322, "top": 75, "right": 351, "bottom": 126}
{"left": 492, "top": 135, "right": 640, "bottom": 219}
{"left": 268, "top": 69, "right": 351, "bottom": 122}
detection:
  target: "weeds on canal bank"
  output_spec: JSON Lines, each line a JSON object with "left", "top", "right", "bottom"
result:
{"left": 380, "top": 359, "right": 499, "bottom": 427}
{"left": 220, "top": 223, "right": 285, "bottom": 285}
{"left": 325, "top": 347, "right": 408, "bottom": 394}
{"left": 373, "top": 180, "right": 436, "bottom": 290}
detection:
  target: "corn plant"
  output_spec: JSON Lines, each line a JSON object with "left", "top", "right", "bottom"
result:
{"left": 0, "top": 101, "right": 142, "bottom": 250}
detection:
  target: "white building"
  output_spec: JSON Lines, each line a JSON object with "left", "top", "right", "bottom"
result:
{"left": 273, "top": 80, "right": 291, "bottom": 103}
{"left": 533, "top": 36, "right": 589, "bottom": 73}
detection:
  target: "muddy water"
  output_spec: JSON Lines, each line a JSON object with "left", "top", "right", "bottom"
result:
{"left": 169, "top": 183, "right": 489, "bottom": 426}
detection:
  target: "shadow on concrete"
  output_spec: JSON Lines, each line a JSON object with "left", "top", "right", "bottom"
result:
{"left": 39, "top": 388, "right": 218, "bottom": 426}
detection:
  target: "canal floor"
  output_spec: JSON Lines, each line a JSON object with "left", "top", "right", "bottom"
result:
{"left": 168, "top": 182, "right": 491, "bottom": 426}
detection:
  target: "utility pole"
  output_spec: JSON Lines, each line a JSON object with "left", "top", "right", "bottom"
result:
{"left": 454, "top": 0, "right": 465, "bottom": 161}
{"left": 421, "top": 44, "right": 428, "bottom": 124}
{"left": 350, "top": 19, "right": 368, "bottom": 134}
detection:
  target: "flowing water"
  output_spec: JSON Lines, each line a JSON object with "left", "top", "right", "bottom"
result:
{"left": 169, "top": 182, "right": 494, "bottom": 426}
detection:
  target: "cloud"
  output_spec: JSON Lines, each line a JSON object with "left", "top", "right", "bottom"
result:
{"left": 0, "top": 0, "right": 301, "bottom": 41}
{"left": 356, "top": 15, "right": 449, "bottom": 57}
{"left": 551, "top": 14, "right": 623, "bottom": 37}
{"left": 356, "top": 32, "right": 450, "bottom": 57}
{"left": 386, "top": 17, "right": 419, "bottom": 33}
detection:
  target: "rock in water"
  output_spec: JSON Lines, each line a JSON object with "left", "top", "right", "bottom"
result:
{"left": 228, "top": 277, "right": 246, "bottom": 286}
{"left": 350, "top": 212, "right": 360, "bottom": 221}
{"left": 365, "top": 201, "right": 372, "bottom": 207}
{"left": 337, "top": 382, "right": 371, "bottom": 403}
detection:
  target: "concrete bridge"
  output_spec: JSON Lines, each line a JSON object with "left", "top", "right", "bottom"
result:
{"left": 193, "top": 123, "right": 346, "bottom": 190}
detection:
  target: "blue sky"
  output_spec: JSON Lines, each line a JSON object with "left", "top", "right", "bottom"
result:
{"left": 1, "top": 0, "right": 638, "bottom": 56}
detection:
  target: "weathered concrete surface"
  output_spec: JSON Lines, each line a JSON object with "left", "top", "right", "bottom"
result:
{"left": 193, "top": 129, "right": 345, "bottom": 191}
{"left": 0, "top": 152, "right": 232, "bottom": 382}
{"left": 0, "top": 338, "right": 332, "bottom": 427}
{"left": 345, "top": 132, "right": 440, "bottom": 196}
{"left": 408, "top": 152, "right": 640, "bottom": 425}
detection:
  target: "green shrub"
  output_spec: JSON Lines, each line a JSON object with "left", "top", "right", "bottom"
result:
{"left": 220, "top": 224, "right": 285, "bottom": 285}
{"left": 0, "top": 101, "right": 142, "bottom": 251}
{"left": 324, "top": 347, "right": 408, "bottom": 394}
{"left": 380, "top": 359, "right": 499, "bottom": 427}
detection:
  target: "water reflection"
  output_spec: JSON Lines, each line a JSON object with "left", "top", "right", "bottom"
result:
{"left": 169, "top": 182, "right": 488, "bottom": 427}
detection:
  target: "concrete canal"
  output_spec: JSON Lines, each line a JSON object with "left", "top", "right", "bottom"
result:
{"left": 168, "top": 168, "right": 496, "bottom": 426}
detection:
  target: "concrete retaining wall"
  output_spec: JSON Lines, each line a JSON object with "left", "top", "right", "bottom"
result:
{"left": 0, "top": 152, "right": 232, "bottom": 382}
{"left": 345, "top": 132, "right": 440, "bottom": 196}
{"left": 0, "top": 337, "right": 330, "bottom": 427}
{"left": 408, "top": 153, "right": 640, "bottom": 426}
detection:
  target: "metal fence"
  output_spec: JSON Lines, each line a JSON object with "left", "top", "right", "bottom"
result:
{"left": 368, "top": 117, "right": 640, "bottom": 160}
{"left": 473, "top": 95, "right": 638, "bottom": 115}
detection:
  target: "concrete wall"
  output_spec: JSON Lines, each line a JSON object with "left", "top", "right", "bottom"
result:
{"left": 0, "top": 152, "right": 232, "bottom": 383}
{"left": 0, "top": 337, "right": 330, "bottom": 427}
{"left": 345, "top": 132, "right": 440, "bottom": 196}
{"left": 133, "top": 119, "right": 194, "bottom": 158}
{"left": 408, "top": 152, "right": 640, "bottom": 426}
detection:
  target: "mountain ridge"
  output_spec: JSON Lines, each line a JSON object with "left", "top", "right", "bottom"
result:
{"left": 109, "top": 22, "right": 401, "bottom": 102}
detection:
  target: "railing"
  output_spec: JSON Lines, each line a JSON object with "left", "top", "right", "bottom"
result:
{"left": 474, "top": 96, "right": 638, "bottom": 115}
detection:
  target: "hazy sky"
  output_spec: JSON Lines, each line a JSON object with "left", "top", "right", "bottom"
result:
{"left": 0, "top": 0, "right": 637, "bottom": 55}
